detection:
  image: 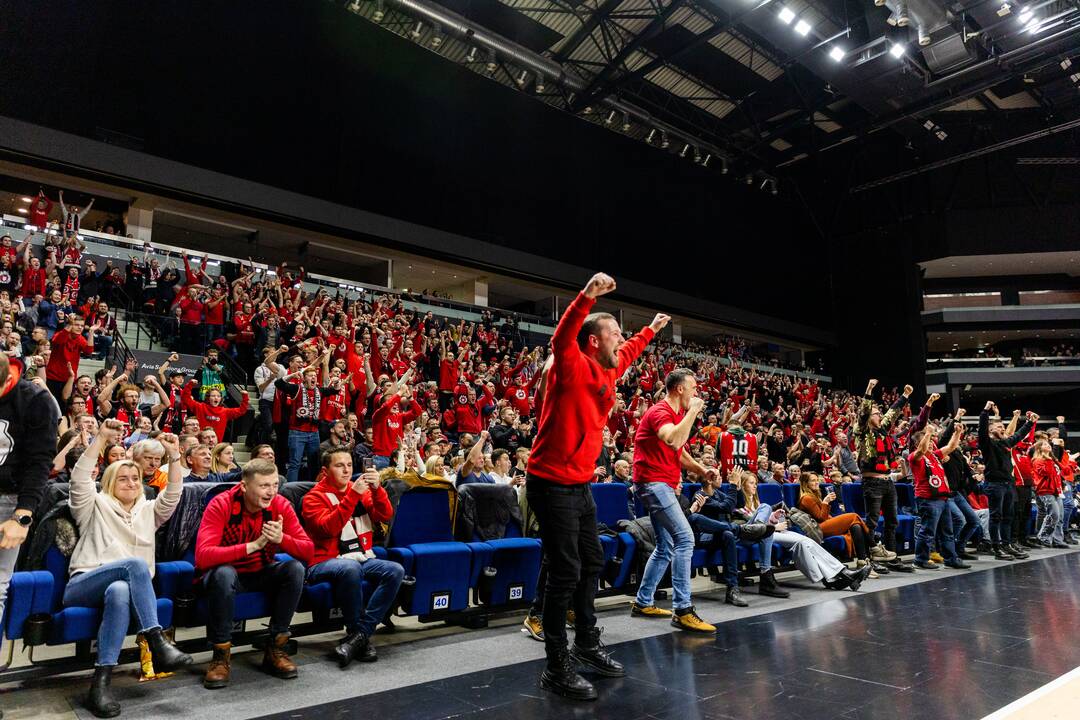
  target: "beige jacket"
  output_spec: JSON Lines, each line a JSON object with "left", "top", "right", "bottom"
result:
{"left": 68, "top": 451, "right": 181, "bottom": 578}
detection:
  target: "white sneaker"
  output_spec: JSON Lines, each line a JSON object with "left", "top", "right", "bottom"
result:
{"left": 870, "top": 543, "right": 897, "bottom": 562}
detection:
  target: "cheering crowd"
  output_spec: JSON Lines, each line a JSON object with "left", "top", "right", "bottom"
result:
{"left": 0, "top": 210, "right": 1078, "bottom": 712}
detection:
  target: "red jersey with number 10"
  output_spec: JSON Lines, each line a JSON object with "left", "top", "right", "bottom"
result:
{"left": 717, "top": 430, "right": 758, "bottom": 481}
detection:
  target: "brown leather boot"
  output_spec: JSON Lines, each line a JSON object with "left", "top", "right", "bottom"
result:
{"left": 261, "top": 633, "right": 298, "bottom": 679}
{"left": 203, "top": 643, "right": 232, "bottom": 689}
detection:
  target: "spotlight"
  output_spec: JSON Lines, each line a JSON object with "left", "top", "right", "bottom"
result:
{"left": 923, "top": 120, "right": 935, "bottom": 130}
{"left": 1062, "top": 58, "right": 1073, "bottom": 71}
{"left": 890, "top": 42, "right": 907, "bottom": 58}
{"left": 935, "top": 129, "right": 947, "bottom": 140}
{"left": 745, "top": 174, "right": 754, "bottom": 185}
{"left": 20, "top": 196, "right": 32, "bottom": 203}
{"left": 660, "top": 131, "right": 670, "bottom": 148}
{"left": 409, "top": 21, "right": 422, "bottom": 39}
{"left": 485, "top": 51, "right": 498, "bottom": 73}
{"left": 829, "top": 46, "right": 845, "bottom": 62}
{"left": 347, "top": 0, "right": 362, "bottom": 12}
{"left": 896, "top": 1, "right": 910, "bottom": 26}
{"left": 679, "top": 143, "right": 690, "bottom": 158}
{"left": 16, "top": 207, "right": 27, "bottom": 214}
{"left": 874, "top": 0, "right": 886, "bottom": 5}
{"left": 693, "top": 148, "right": 702, "bottom": 164}
{"left": 605, "top": 110, "right": 617, "bottom": 125}
{"left": 431, "top": 26, "right": 444, "bottom": 48}
{"left": 997, "top": 2, "right": 1012, "bottom": 16}
{"left": 373, "top": 0, "right": 385, "bottom": 22}
{"left": 465, "top": 46, "right": 478, "bottom": 63}
{"left": 761, "top": 179, "right": 778, "bottom": 195}
{"left": 720, "top": 157, "right": 729, "bottom": 174}
{"left": 583, "top": 105, "right": 594, "bottom": 115}
{"left": 702, "top": 153, "right": 712, "bottom": 168}
{"left": 535, "top": 74, "right": 546, "bottom": 93}
{"left": 794, "top": 20, "right": 812, "bottom": 36}
{"left": 646, "top": 129, "right": 657, "bottom": 144}
{"left": 778, "top": 7, "right": 795, "bottom": 24}
{"left": 621, "top": 113, "right": 631, "bottom": 132}
{"left": 516, "top": 70, "right": 529, "bottom": 87}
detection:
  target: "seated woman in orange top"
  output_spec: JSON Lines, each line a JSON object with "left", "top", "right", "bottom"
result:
{"left": 797, "top": 473, "right": 882, "bottom": 575}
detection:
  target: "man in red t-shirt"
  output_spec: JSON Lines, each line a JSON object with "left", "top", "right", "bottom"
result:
{"left": 909, "top": 424, "right": 967, "bottom": 570}
{"left": 630, "top": 368, "right": 716, "bottom": 632}
{"left": 44, "top": 314, "right": 100, "bottom": 404}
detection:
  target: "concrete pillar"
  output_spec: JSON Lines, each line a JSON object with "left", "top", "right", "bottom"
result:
{"left": 472, "top": 279, "right": 488, "bottom": 307}
{"left": 125, "top": 205, "right": 153, "bottom": 242}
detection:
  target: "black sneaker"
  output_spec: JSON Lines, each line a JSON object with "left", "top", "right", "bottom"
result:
{"left": 725, "top": 586, "right": 749, "bottom": 607}
{"left": 870, "top": 561, "right": 891, "bottom": 575}
{"left": 993, "top": 545, "right": 1015, "bottom": 560}
{"left": 1008, "top": 544, "right": 1030, "bottom": 559}
{"left": 570, "top": 628, "right": 625, "bottom": 677}
{"left": 956, "top": 551, "right": 978, "bottom": 561}
{"left": 886, "top": 560, "right": 916, "bottom": 573}
{"left": 541, "top": 650, "right": 598, "bottom": 701}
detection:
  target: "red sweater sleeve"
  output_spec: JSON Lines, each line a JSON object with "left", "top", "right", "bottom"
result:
{"left": 223, "top": 392, "right": 250, "bottom": 419}
{"left": 362, "top": 485, "right": 395, "bottom": 524}
{"left": 615, "top": 326, "right": 656, "bottom": 377}
{"left": 181, "top": 382, "right": 201, "bottom": 412}
{"left": 551, "top": 292, "right": 592, "bottom": 372}
{"left": 400, "top": 399, "right": 422, "bottom": 425}
{"left": 302, "top": 486, "right": 361, "bottom": 539}
{"left": 276, "top": 502, "right": 314, "bottom": 565}
{"left": 371, "top": 393, "right": 399, "bottom": 424}
{"left": 195, "top": 496, "right": 249, "bottom": 570}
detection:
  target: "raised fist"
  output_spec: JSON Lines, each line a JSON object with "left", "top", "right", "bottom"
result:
{"left": 583, "top": 273, "right": 616, "bottom": 299}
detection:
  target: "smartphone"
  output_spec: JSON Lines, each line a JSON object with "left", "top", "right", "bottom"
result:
{"left": 362, "top": 457, "right": 375, "bottom": 472}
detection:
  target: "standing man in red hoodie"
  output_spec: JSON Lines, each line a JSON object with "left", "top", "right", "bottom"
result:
{"left": 195, "top": 459, "right": 313, "bottom": 689}
{"left": 526, "top": 272, "right": 668, "bottom": 701}
{"left": 370, "top": 369, "right": 421, "bottom": 469}
{"left": 301, "top": 447, "right": 404, "bottom": 668}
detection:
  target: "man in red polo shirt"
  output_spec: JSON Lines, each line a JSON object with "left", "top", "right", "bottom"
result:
{"left": 526, "top": 271, "right": 667, "bottom": 701}
{"left": 630, "top": 368, "right": 717, "bottom": 633}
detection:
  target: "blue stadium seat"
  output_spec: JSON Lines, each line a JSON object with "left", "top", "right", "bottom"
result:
{"left": 781, "top": 483, "right": 800, "bottom": 508}
{"left": 681, "top": 483, "right": 702, "bottom": 501}
{"left": 757, "top": 484, "right": 783, "bottom": 507}
{"left": 589, "top": 483, "right": 638, "bottom": 588}
{"left": 387, "top": 489, "right": 473, "bottom": 617}
{"left": 466, "top": 518, "right": 542, "bottom": 607}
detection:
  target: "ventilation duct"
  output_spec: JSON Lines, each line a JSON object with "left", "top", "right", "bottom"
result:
{"left": 883, "top": 0, "right": 978, "bottom": 72}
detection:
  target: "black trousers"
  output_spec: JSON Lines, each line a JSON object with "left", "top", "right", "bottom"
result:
{"left": 525, "top": 476, "right": 604, "bottom": 663}
{"left": 986, "top": 482, "right": 1016, "bottom": 544}
{"left": 1013, "top": 484, "right": 1034, "bottom": 540}
{"left": 862, "top": 476, "right": 898, "bottom": 552}
{"left": 202, "top": 561, "right": 304, "bottom": 644}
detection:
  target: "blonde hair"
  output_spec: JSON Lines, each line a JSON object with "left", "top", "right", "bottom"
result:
{"left": 211, "top": 442, "right": 235, "bottom": 474}
{"left": 100, "top": 459, "right": 142, "bottom": 499}
{"left": 738, "top": 471, "right": 759, "bottom": 513}
{"left": 425, "top": 455, "right": 445, "bottom": 475}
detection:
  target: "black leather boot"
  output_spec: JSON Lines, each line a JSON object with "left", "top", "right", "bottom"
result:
{"left": 570, "top": 627, "right": 624, "bottom": 677}
{"left": 333, "top": 630, "right": 375, "bottom": 668}
{"left": 993, "top": 544, "right": 1015, "bottom": 560}
{"left": 758, "top": 569, "right": 790, "bottom": 598}
{"left": 737, "top": 523, "right": 775, "bottom": 541}
{"left": 540, "top": 648, "right": 598, "bottom": 701}
{"left": 87, "top": 666, "right": 121, "bottom": 718}
{"left": 144, "top": 627, "right": 193, "bottom": 673}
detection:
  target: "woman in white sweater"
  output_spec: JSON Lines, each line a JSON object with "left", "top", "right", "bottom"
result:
{"left": 64, "top": 419, "right": 192, "bottom": 718}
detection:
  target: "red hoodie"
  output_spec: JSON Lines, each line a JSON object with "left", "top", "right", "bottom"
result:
{"left": 195, "top": 483, "right": 313, "bottom": 576}
{"left": 301, "top": 470, "right": 395, "bottom": 565}
{"left": 528, "top": 292, "right": 654, "bottom": 484}
{"left": 1032, "top": 457, "right": 1063, "bottom": 496}
{"left": 182, "top": 381, "right": 250, "bottom": 442}
{"left": 371, "top": 393, "right": 422, "bottom": 456}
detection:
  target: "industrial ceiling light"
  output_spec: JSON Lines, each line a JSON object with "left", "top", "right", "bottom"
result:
{"left": 890, "top": 41, "right": 907, "bottom": 58}
{"left": 347, "top": 0, "right": 362, "bottom": 12}
{"left": 745, "top": 174, "right": 754, "bottom": 185}
{"left": 874, "top": 0, "right": 886, "bottom": 5}
{"left": 693, "top": 148, "right": 702, "bottom": 163}
{"left": 794, "top": 19, "right": 812, "bottom": 36}
{"left": 720, "top": 157, "right": 729, "bottom": 174}
{"left": 660, "top": 131, "right": 670, "bottom": 148}
{"left": 935, "top": 129, "right": 947, "bottom": 140}
{"left": 778, "top": 7, "right": 796, "bottom": 24}
{"left": 1062, "top": 58, "right": 1073, "bottom": 71}
{"left": 485, "top": 51, "right": 498, "bottom": 73}
{"left": 465, "top": 46, "right": 478, "bottom": 63}
{"left": 895, "top": 1, "right": 910, "bottom": 26}
{"left": 583, "top": 105, "right": 594, "bottom": 114}
{"left": 680, "top": 143, "right": 690, "bottom": 158}
{"left": 516, "top": 70, "right": 529, "bottom": 87}
{"left": 702, "top": 153, "right": 712, "bottom": 167}
{"left": 373, "top": 0, "right": 385, "bottom": 22}
{"left": 605, "top": 110, "right": 617, "bottom": 125}
{"left": 534, "top": 74, "right": 546, "bottom": 93}
{"left": 829, "top": 46, "right": 845, "bottom": 62}
{"left": 997, "top": 2, "right": 1012, "bottom": 16}
{"left": 646, "top": 129, "right": 657, "bottom": 144}
{"left": 409, "top": 21, "right": 423, "bottom": 39}
{"left": 621, "top": 113, "right": 631, "bottom": 131}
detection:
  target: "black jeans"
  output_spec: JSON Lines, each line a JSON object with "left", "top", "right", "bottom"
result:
{"left": 850, "top": 523, "right": 869, "bottom": 560}
{"left": 202, "top": 561, "right": 305, "bottom": 644}
{"left": 862, "top": 477, "right": 899, "bottom": 552}
{"left": 1013, "top": 485, "right": 1033, "bottom": 540}
{"left": 525, "top": 476, "right": 604, "bottom": 662}
{"left": 986, "top": 482, "right": 1015, "bottom": 544}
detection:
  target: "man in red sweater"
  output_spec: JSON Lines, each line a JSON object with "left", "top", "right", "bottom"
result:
{"left": 196, "top": 459, "right": 313, "bottom": 689}
{"left": 301, "top": 447, "right": 404, "bottom": 668}
{"left": 526, "top": 272, "right": 668, "bottom": 701}
{"left": 181, "top": 380, "right": 250, "bottom": 443}
{"left": 370, "top": 369, "right": 421, "bottom": 469}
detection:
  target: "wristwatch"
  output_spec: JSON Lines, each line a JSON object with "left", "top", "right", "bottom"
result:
{"left": 12, "top": 513, "right": 32, "bottom": 527}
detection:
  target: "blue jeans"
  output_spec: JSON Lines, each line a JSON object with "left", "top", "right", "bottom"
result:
{"left": 915, "top": 498, "right": 957, "bottom": 564}
{"left": 93, "top": 333, "right": 113, "bottom": 360}
{"left": 62, "top": 558, "right": 161, "bottom": 666}
{"left": 747, "top": 503, "right": 776, "bottom": 570}
{"left": 689, "top": 514, "right": 738, "bottom": 588}
{"left": 286, "top": 429, "right": 321, "bottom": 483}
{"left": 1063, "top": 483, "right": 1075, "bottom": 532}
{"left": 635, "top": 483, "right": 694, "bottom": 610}
{"left": 306, "top": 558, "right": 405, "bottom": 637}
{"left": 947, "top": 495, "right": 980, "bottom": 549}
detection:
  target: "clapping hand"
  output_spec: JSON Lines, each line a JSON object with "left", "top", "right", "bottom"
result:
{"left": 261, "top": 516, "right": 284, "bottom": 545}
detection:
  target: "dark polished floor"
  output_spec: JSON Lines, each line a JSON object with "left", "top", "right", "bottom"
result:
{"left": 256, "top": 554, "right": 1080, "bottom": 720}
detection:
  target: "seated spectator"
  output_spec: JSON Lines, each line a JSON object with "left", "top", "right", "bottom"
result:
{"left": 65, "top": 422, "right": 191, "bottom": 717}
{"left": 123, "top": 416, "right": 154, "bottom": 448}
{"left": 211, "top": 443, "right": 239, "bottom": 474}
{"left": 797, "top": 473, "right": 881, "bottom": 576}
{"left": 184, "top": 444, "right": 242, "bottom": 483}
{"left": 131, "top": 438, "right": 168, "bottom": 492}
{"left": 319, "top": 418, "right": 355, "bottom": 456}
{"left": 195, "top": 459, "right": 314, "bottom": 688}
{"left": 301, "top": 447, "right": 404, "bottom": 667}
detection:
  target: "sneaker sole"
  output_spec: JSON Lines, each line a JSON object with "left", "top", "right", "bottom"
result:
{"left": 671, "top": 622, "right": 717, "bottom": 634}
{"left": 630, "top": 609, "right": 672, "bottom": 618}
{"left": 540, "top": 673, "right": 599, "bottom": 700}
{"left": 569, "top": 650, "right": 627, "bottom": 678}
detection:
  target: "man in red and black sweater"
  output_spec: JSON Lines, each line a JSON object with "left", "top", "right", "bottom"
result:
{"left": 526, "top": 272, "right": 668, "bottom": 701}
{"left": 370, "top": 369, "right": 421, "bottom": 469}
{"left": 195, "top": 459, "right": 313, "bottom": 689}
{"left": 301, "top": 447, "right": 404, "bottom": 668}
{"left": 276, "top": 365, "right": 335, "bottom": 483}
